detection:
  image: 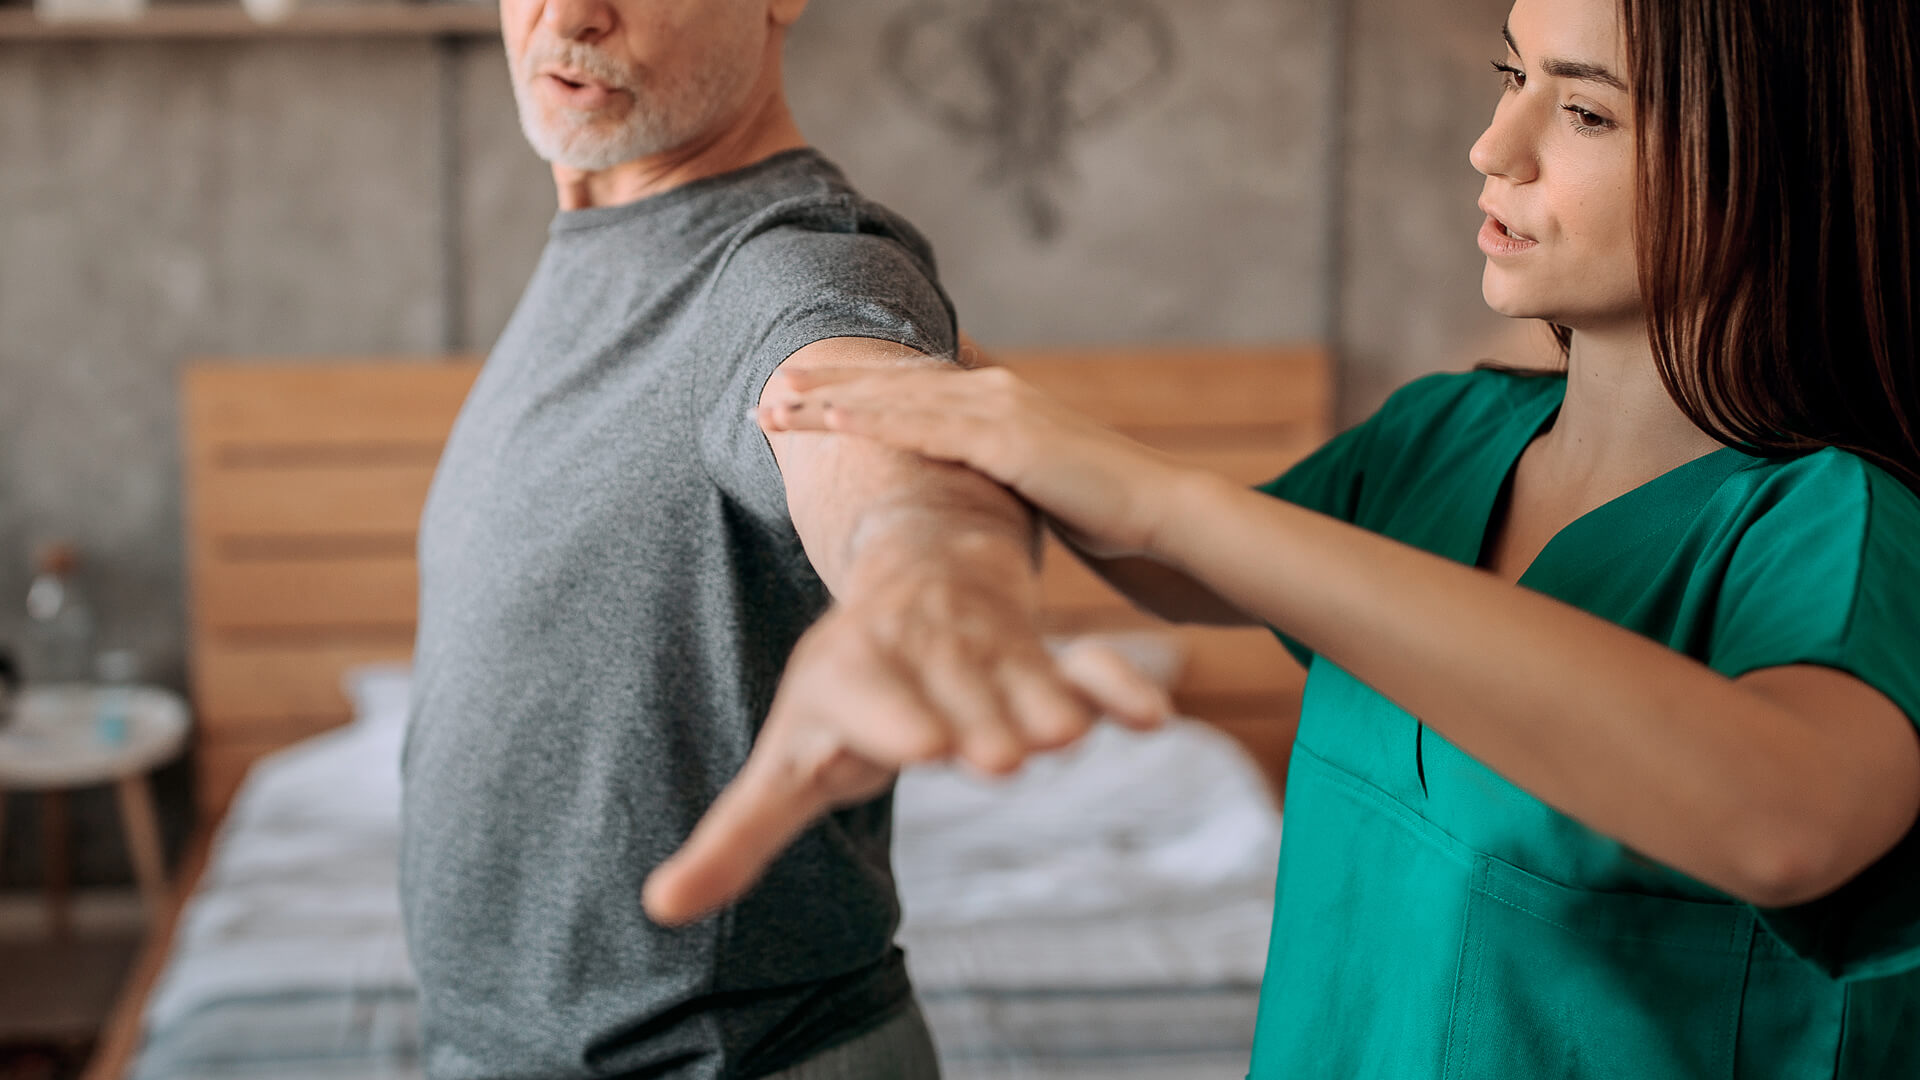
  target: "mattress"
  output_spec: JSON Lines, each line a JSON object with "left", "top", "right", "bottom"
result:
{"left": 132, "top": 666, "right": 1279, "bottom": 1080}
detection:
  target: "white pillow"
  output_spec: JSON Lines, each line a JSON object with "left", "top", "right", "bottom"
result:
{"left": 340, "top": 662, "right": 413, "bottom": 732}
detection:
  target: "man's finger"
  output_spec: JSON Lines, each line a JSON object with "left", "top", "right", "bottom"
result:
{"left": 1055, "top": 641, "right": 1174, "bottom": 730}
{"left": 643, "top": 668, "right": 949, "bottom": 926}
{"left": 642, "top": 734, "right": 843, "bottom": 927}
{"left": 917, "top": 647, "right": 1029, "bottom": 775}
{"left": 819, "top": 652, "right": 959, "bottom": 766}
{"left": 999, "top": 659, "right": 1097, "bottom": 750}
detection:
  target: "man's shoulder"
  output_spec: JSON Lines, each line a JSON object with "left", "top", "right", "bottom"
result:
{"left": 716, "top": 151, "right": 942, "bottom": 288}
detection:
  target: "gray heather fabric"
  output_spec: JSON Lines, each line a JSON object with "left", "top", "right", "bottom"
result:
{"left": 400, "top": 149, "right": 958, "bottom": 1080}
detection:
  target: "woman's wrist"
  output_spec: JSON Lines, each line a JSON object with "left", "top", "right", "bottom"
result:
{"left": 1142, "top": 466, "right": 1241, "bottom": 568}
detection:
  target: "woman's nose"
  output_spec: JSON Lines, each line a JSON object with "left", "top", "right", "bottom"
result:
{"left": 1470, "top": 102, "right": 1538, "bottom": 184}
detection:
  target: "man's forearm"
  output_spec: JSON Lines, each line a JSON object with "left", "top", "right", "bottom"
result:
{"left": 824, "top": 474, "right": 1040, "bottom": 602}
{"left": 765, "top": 337, "right": 1041, "bottom": 600}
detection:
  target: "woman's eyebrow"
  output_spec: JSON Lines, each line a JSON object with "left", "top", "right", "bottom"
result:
{"left": 1502, "top": 22, "right": 1629, "bottom": 93}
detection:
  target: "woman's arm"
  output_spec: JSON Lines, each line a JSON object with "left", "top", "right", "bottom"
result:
{"left": 1064, "top": 543, "right": 1257, "bottom": 627}
{"left": 759, "top": 364, "right": 1920, "bottom": 906}
{"left": 1156, "top": 469, "right": 1920, "bottom": 907}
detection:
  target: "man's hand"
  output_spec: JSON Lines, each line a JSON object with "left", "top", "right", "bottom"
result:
{"left": 641, "top": 534, "right": 1171, "bottom": 926}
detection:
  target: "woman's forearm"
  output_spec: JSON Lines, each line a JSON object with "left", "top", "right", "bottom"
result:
{"left": 1152, "top": 471, "right": 1910, "bottom": 905}
{"left": 1067, "top": 546, "right": 1257, "bottom": 627}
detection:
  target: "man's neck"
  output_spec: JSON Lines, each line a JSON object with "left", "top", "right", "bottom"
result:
{"left": 551, "top": 78, "right": 807, "bottom": 212}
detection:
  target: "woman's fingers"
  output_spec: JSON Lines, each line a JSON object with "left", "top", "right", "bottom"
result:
{"left": 772, "top": 365, "right": 903, "bottom": 393}
{"left": 763, "top": 368, "right": 997, "bottom": 427}
{"left": 762, "top": 397, "right": 1028, "bottom": 491}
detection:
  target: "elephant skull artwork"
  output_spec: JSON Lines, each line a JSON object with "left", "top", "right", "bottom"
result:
{"left": 883, "top": 0, "right": 1177, "bottom": 242}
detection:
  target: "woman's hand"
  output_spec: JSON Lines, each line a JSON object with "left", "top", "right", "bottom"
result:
{"left": 758, "top": 365, "right": 1196, "bottom": 559}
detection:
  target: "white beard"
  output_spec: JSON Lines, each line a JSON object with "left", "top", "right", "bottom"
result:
{"left": 509, "top": 34, "right": 758, "bottom": 173}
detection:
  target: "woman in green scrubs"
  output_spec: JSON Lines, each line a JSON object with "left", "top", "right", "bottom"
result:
{"left": 657, "top": 0, "right": 1920, "bottom": 1074}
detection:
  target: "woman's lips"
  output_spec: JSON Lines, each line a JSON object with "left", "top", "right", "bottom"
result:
{"left": 539, "top": 73, "right": 622, "bottom": 111}
{"left": 1478, "top": 214, "right": 1539, "bottom": 257}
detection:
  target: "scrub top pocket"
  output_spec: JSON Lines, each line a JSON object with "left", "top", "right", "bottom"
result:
{"left": 1443, "top": 854, "right": 1753, "bottom": 1080}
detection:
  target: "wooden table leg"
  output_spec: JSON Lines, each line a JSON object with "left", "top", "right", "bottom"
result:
{"left": 42, "top": 789, "right": 71, "bottom": 941}
{"left": 115, "top": 773, "right": 167, "bottom": 927}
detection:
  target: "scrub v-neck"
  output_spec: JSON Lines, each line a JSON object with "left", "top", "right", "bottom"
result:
{"left": 1470, "top": 377, "right": 1750, "bottom": 591}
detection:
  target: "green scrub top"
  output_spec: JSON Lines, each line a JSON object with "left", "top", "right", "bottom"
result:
{"left": 1248, "top": 370, "right": 1920, "bottom": 1079}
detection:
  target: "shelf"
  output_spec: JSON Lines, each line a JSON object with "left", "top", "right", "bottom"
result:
{"left": 0, "top": 1, "right": 500, "bottom": 39}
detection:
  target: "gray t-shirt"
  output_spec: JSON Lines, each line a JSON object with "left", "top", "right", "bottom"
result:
{"left": 400, "top": 149, "right": 958, "bottom": 1080}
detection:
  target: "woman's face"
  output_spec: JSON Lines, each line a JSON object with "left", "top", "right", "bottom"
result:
{"left": 1470, "top": 0, "right": 1640, "bottom": 336}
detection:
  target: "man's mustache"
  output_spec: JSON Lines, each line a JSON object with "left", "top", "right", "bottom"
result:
{"left": 523, "top": 40, "right": 640, "bottom": 91}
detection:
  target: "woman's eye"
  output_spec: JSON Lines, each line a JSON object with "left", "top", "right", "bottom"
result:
{"left": 1561, "top": 104, "right": 1614, "bottom": 134}
{"left": 1490, "top": 59, "right": 1524, "bottom": 91}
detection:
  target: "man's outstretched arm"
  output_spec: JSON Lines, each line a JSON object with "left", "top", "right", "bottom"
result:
{"left": 642, "top": 336, "right": 1170, "bottom": 925}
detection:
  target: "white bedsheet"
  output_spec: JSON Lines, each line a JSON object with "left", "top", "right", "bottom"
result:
{"left": 143, "top": 664, "right": 1282, "bottom": 1066}
{"left": 146, "top": 719, "right": 413, "bottom": 1033}
{"left": 895, "top": 718, "right": 1281, "bottom": 928}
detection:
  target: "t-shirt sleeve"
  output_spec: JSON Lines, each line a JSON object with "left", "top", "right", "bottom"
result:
{"left": 692, "top": 220, "right": 959, "bottom": 532}
{"left": 1706, "top": 460, "right": 1920, "bottom": 981}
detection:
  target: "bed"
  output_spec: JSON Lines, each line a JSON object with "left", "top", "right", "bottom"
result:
{"left": 83, "top": 346, "right": 1333, "bottom": 1080}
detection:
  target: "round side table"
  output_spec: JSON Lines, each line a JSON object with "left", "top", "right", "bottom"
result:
{"left": 0, "top": 685, "right": 190, "bottom": 938}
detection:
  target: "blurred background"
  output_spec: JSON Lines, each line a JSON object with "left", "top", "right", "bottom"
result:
{"left": 0, "top": 0, "right": 1557, "bottom": 1072}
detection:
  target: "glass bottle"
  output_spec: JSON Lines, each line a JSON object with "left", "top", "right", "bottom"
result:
{"left": 23, "top": 542, "right": 96, "bottom": 686}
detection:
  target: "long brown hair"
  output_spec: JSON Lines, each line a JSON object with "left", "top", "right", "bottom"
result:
{"left": 1592, "top": 0, "right": 1920, "bottom": 487}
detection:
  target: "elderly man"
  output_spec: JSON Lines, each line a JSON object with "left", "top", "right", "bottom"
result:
{"left": 399, "top": 1, "right": 1165, "bottom": 1078}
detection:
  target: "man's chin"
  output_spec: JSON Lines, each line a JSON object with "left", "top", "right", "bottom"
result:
{"left": 525, "top": 121, "right": 659, "bottom": 173}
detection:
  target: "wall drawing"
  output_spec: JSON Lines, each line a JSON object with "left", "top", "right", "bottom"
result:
{"left": 882, "top": 0, "right": 1177, "bottom": 241}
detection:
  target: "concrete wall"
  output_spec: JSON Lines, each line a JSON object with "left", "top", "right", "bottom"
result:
{"left": 0, "top": 0, "right": 1535, "bottom": 885}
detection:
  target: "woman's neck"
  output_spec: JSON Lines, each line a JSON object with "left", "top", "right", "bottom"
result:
{"left": 1538, "top": 325, "right": 1728, "bottom": 490}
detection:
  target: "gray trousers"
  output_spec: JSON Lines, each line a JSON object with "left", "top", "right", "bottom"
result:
{"left": 760, "top": 1003, "right": 942, "bottom": 1080}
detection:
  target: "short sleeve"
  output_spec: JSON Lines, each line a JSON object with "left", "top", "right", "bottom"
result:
{"left": 1707, "top": 457, "right": 1920, "bottom": 980}
{"left": 693, "top": 215, "right": 958, "bottom": 531}
{"left": 1253, "top": 418, "right": 1383, "bottom": 666}
{"left": 1249, "top": 373, "right": 1485, "bottom": 665}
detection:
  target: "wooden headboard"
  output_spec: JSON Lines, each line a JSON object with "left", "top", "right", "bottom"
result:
{"left": 181, "top": 347, "right": 1329, "bottom": 817}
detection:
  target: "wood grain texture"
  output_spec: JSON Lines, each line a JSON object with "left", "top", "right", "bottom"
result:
{"left": 77, "top": 825, "right": 217, "bottom": 1080}
{"left": 193, "top": 462, "right": 438, "bottom": 540}
{"left": 180, "top": 358, "right": 477, "bottom": 822}
{"left": 191, "top": 553, "right": 419, "bottom": 634}
{"left": 995, "top": 345, "right": 1331, "bottom": 431}
{"left": 183, "top": 360, "right": 478, "bottom": 448}
{"left": 192, "top": 637, "right": 413, "bottom": 735}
